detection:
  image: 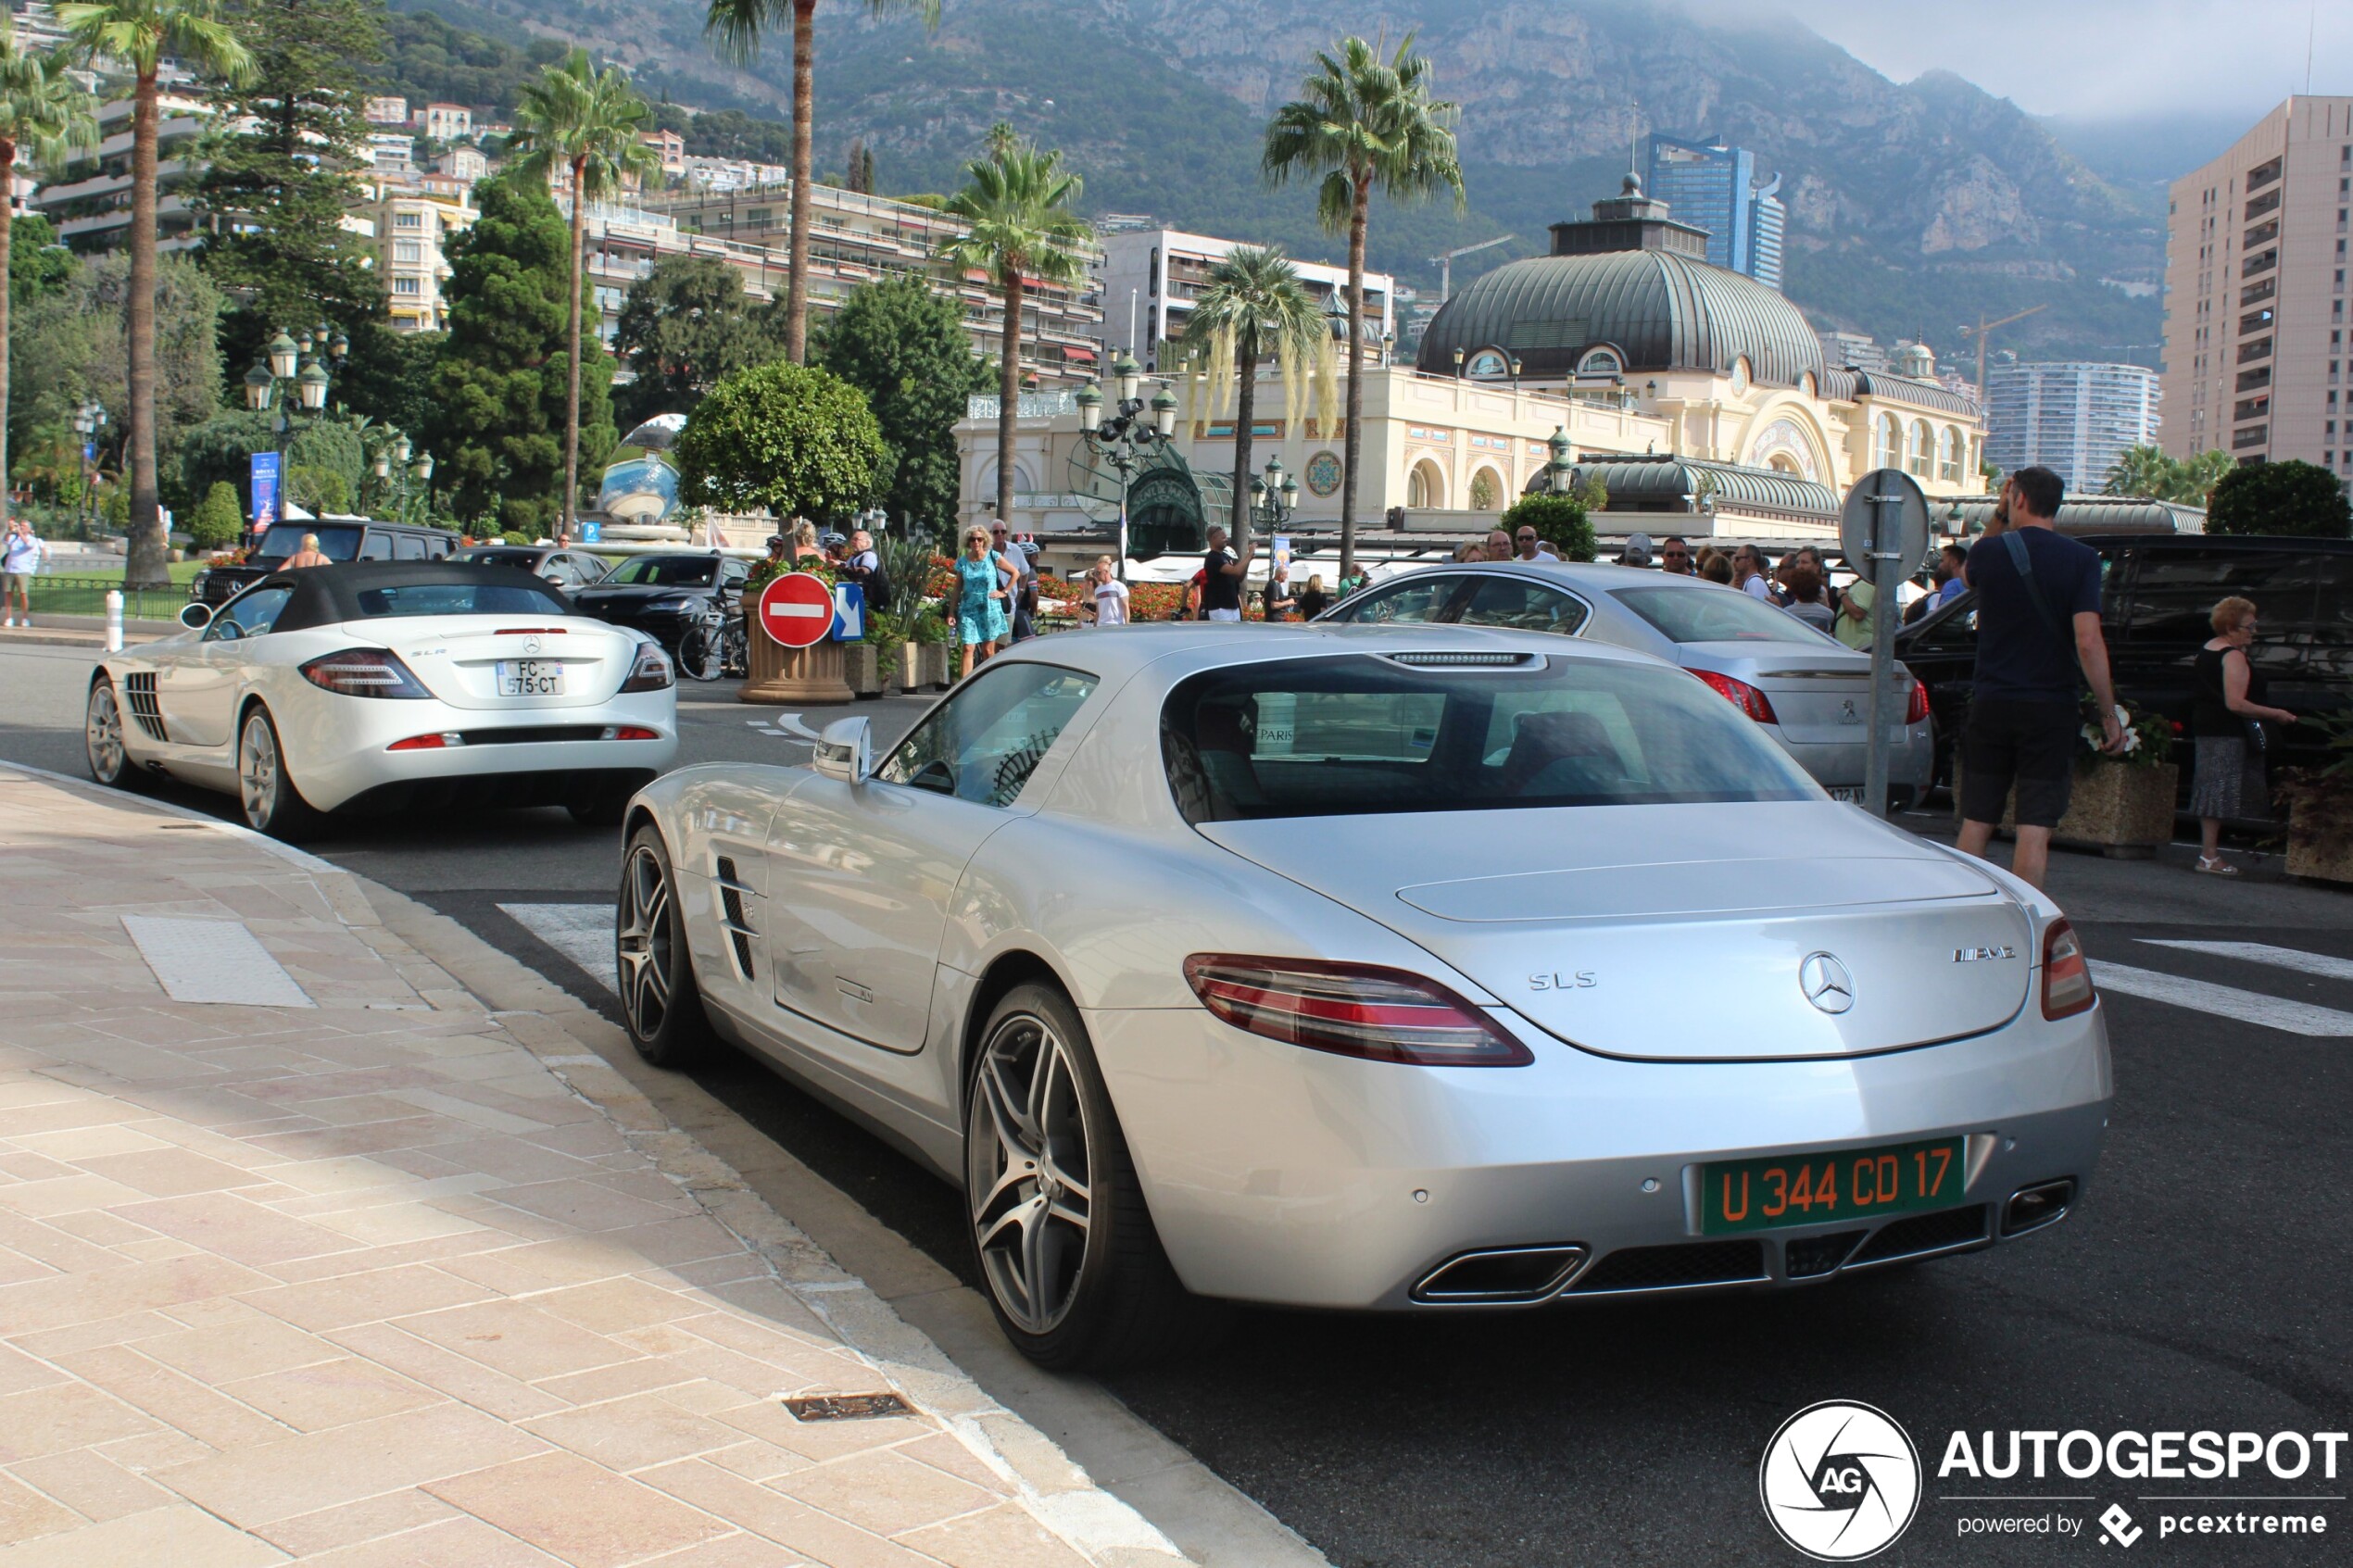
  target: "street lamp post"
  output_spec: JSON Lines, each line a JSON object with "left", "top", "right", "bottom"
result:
{"left": 1248, "top": 453, "right": 1299, "bottom": 535}
{"left": 243, "top": 325, "right": 348, "bottom": 521}
{"left": 69, "top": 399, "right": 107, "bottom": 537}
{"left": 1074, "top": 349, "right": 1178, "bottom": 583}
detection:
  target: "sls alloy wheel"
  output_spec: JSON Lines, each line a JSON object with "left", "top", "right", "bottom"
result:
{"left": 616, "top": 842, "right": 675, "bottom": 1041}
{"left": 967, "top": 1010, "right": 1095, "bottom": 1336}
{"left": 85, "top": 682, "right": 132, "bottom": 786}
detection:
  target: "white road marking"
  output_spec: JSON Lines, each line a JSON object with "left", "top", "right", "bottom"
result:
{"left": 742, "top": 711, "right": 819, "bottom": 742}
{"left": 2089, "top": 960, "right": 2353, "bottom": 1036}
{"left": 2138, "top": 939, "right": 2353, "bottom": 984}
{"left": 498, "top": 902, "right": 616, "bottom": 995}
{"left": 122, "top": 916, "right": 313, "bottom": 1008}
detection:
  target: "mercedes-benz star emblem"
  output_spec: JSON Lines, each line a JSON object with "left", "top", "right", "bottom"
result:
{"left": 1800, "top": 952, "right": 1855, "bottom": 1014}
{"left": 523, "top": 636, "right": 542, "bottom": 655}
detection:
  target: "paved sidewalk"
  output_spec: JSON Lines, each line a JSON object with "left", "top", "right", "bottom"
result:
{"left": 0, "top": 769, "right": 1189, "bottom": 1567}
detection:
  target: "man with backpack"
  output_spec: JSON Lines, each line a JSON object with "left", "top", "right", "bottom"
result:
{"left": 840, "top": 528, "right": 890, "bottom": 614}
{"left": 1954, "top": 465, "right": 2124, "bottom": 890}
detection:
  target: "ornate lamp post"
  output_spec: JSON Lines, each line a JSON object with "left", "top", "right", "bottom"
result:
{"left": 244, "top": 323, "right": 347, "bottom": 459}
{"left": 1249, "top": 453, "right": 1299, "bottom": 533}
{"left": 1074, "top": 349, "right": 1178, "bottom": 582}
{"left": 70, "top": 399, "right": 107, "bottom": 534}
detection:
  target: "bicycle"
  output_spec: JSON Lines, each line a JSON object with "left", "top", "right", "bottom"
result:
{"left": 674, "top": 601, "right": 749, "bottom": 683}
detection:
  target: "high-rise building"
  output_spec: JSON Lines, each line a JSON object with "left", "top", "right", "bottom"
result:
{"left": 1646, "top": 134, "right": 1785, "bottom": 291}
{"left": 34, "top": 81, "right": 213, "bottom": 252}
{"left": 1094, "top": 229, "right": 1394, "bottom": 373}
{"left": 2159, "top": 95, "right": 2353, "bottom": 480}
{"left": 1985, "top": 362, "right": 2162, "bottom": 491}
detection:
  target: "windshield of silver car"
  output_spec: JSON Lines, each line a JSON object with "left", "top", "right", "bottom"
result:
{"left": 1162, "top": 654, "right": 1818, "bottom": 822}
{"left": 1611, "top": 584, "right": 1837, "bottom": 645}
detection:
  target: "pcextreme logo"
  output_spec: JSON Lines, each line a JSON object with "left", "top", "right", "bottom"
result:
{"left": 1759, "top": 1400, "right": 1923, "bottom": 1562}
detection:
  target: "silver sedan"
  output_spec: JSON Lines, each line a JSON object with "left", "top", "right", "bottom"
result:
{"left": 1319, "top": 561, "right": 1936, "bottom": 808}
{"left": 615, "top": 624, "right": 2109, "bottom": 1370}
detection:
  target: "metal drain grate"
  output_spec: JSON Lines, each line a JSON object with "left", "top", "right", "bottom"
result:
{"left": 785, "top": 1393, "right": 912, "bottom": 1422}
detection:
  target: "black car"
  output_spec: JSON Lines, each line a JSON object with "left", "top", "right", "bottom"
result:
{"left": 191, "top": 518, "right": 459, "bottom": 607}
{"left": 1896, "top": 533, "right": 2353, "bottom": 784}
{"left": 450, "top": 544, "right": 612, "bottom": 591}
{"left": 568, "top": 551, "right": 749, "bottom": 652}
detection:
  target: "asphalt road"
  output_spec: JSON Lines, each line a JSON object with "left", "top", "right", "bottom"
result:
{"left": 6, "top": 639, "right": 2348, "bottom": 1566}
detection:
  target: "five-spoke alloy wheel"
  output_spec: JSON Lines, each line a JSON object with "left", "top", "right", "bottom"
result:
{"left": 236, "top": 707, "right": 317, "bottom": 838}
{"left": 617, "top": 825, "right": 709, "bottom": 1067}
{"left": 84, "top": 680, "right": 145, "bottom": 791}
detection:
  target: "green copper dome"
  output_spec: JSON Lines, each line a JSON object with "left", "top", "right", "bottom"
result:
{"left": 1416, "top": 249, "right": 1826, "bottom": 388}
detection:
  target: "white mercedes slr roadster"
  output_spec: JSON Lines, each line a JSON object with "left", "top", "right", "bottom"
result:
{"left": 85, "top": 562, "right": 678, "bottom": 836}
{"left": 615, "top": 623, "right": 2110, "bottom": 1369}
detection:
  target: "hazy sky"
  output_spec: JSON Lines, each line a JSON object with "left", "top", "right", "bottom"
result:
{"left": 1739, "top": 0, "right": 2350, "bottom": 120}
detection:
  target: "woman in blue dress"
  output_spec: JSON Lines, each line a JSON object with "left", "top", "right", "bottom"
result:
{"left": 951, "top": 524, "right": 1013, "bottom": 679}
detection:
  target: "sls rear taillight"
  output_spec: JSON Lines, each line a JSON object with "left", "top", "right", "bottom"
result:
{"left": 1906, "top": 678, "right": 1931, "bottom": 725}
{"left": 301, "top": 648, "right": 431, "bottom": 698}
{"left": 1182, "top": 955, "right": 1532, "bottom": 1067}
{"left": 1692, "top": 669, "right": 1779, "bottom": 724}
{"left": 2041, "top": 918, "right": 2096, "bottom": 1020}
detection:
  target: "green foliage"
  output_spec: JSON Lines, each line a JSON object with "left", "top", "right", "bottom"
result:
{"left": 377, "top": 6, "right": 563, "bottom": 118}
{"left": 335, "top": 321, "right": 443, "bottom": 439}
{"left": 287, "top": 463, "right": 352, "bottom": 513}
{"left": 674, "top": 106, "right": 790, "bottom": 164}
{"left": 6, "top": 213, "right": 75, "bottom": 306}
{"left": 673, "top": 360, "right": 886, "bottom": 524}
{"left": 812, "top": 275, "right": 988, "bottom": 535}
{"left": 2100, "top": 444, "right": 2235, "bottom": 506}
{"left": 176, "top": 409, "right": 363, "bottom": 517}
{"left": 176, "top": 409, "right": 274, "bottom": 508}
{"left": 194, "top": 0, "right": 386, "bottom": 376}
{"left": 189, "top": 480, "right": 243, "bottom": 547}
{"left": 1263, "top": 33, "right": 1466, "bottom": 237}
{"left": 425, "top": 174, "right": 616, "bottom": 534}
{"left": 611, "top": 256, "right": 787, "bottom": 425}
{"left": 2208, "top": 460, "right": 2353, "bottom": 540}
{"left": 1501, "top": 492, "right": 1594, "bottom": 561}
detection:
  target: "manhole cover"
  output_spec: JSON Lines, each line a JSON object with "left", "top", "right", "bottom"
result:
{"left": 784, "top": 1393, "right": 912, "bottom": 1422}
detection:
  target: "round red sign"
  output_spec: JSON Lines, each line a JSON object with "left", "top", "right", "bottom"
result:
{"left": 755, "top": 571, "right": 834, "bottom": 648}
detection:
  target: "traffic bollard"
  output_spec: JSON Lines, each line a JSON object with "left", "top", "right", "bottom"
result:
{"left": 105, "top": 588, "right": 123, "bottom": 652}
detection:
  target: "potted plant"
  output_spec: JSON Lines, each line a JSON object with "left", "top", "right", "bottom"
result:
{"left": 741, "top": 561, "right": 853, "bottom": 705}
{"left": 1956, "top": 698, "right": 2179, "bottom": 858}
{"left": 2279, "top": 710, "right": 2353, "bottom": 884}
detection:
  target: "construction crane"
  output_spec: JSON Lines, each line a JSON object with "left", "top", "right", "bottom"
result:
{"left": 1430, "top": 235, "right": 1514, "bottom": 306}
{"left": 1957, "top": 304, "right": 2050, "bottom": 405}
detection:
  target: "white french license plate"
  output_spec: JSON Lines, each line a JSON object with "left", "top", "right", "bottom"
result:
{"left": 1827, "top": 785, "right": 1867, "bottom": 804}
{"left": 497, "top": 659, "right": 564, "bottom": 697}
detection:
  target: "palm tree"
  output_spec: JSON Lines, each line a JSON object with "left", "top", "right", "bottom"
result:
{"left": 1264, "top": 33, "right": 1463, "bottom": 582}
{"left": 0, "top": 40, "right": 95, "bottom": 531}
{"left": 1179, "top": 245, "right": 1326, "bottom": 557}
{"left": 2101, "top": 444, "right": 2175, "bottom": 500}
{"left": 508, "top": 47, "right": 660, "bottom": 541}
{"left": 939, "top": 134, "right": 1090, "bottom": 530}
{"left": 705, "top": 0, "right": 940, "bottom": 366}
{"left": 60, "top": 0, "right": 249, "bottom": 589}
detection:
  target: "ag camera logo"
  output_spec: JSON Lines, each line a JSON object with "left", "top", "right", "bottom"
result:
{"left": 1760, "top": 1400, "right": 1922, "bottom": 1561}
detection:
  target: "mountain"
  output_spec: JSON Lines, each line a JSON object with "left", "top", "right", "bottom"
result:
{"left": 386, "top": 0, "right": 2166, "bottom": 366}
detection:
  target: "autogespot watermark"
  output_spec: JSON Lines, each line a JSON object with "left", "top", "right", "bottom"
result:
{"left": 1760, "top": 1408, "right": 2348, "bottom": 1556}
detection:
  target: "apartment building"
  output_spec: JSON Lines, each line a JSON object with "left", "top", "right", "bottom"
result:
{"left": 1986, "top": 361, "right": 2161, "bottom": 491}
{"left": 414, "top": 102, "right": 472, "bottom": 142}
{"left": 33, "top": 84, "right": 213, "bottom": 252}
{"left": 1095, "top": 228, "right": 1395, "bottom": 374}
{"left": 377, "top": 189, "right": 476, "bottom": 333}
{"left": 644, "top": 182, "right": 1101, "bottom": 380}
{"left": 2160, "top": 95, "right": 2353, "bottom": 479}
{"left": 640, "top": 129, "right": 686, "bottom": 182}
{"left": 364, "top": 95, "right": 409, "bottom": 127}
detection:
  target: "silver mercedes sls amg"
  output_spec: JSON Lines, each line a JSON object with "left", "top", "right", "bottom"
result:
{"left": 615, "top": 623, "right": 2110, "bottom": 1369}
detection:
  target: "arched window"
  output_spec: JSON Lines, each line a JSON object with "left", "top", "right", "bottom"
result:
{"left": 1468, "top": 467, "right": 1502, "bottom": 510}
{"left": 1408, "top": 459, "right": 1446, "bottom": 509}
{"left": 1936, "top": 427, "right": 1961, "bottom": 482}
{"left": 1466, "top": 348, "right": 1510, "bottom": 380}
{"left": 1579, "top": 346, "right": 1622, "bottom": 377}
{"left": 1870, "top": 413, "right": 1897, "bottom": 470}
{"left": 1905, "top": 420, "right": 1931, "bottom": 477}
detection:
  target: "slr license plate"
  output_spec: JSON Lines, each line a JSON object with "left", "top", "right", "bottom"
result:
{"left": 1826, "top": 785, "right": 1867, "bottom": 804}
{"left": 1699, "top": 1136, "right": 1965, "bottom": 1235}
{"left": 497, "top": 659, "right": 564, "bottom": 697}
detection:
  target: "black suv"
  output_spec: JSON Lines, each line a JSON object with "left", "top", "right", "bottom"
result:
{"left": 190, "top": 519, "right": 459, "bottom": 607}
{"left": 1896, "top": 533, "right": 2353, "bottom": 783}
{"left": 568, "top": 551, "right": 749, "bottom": 652}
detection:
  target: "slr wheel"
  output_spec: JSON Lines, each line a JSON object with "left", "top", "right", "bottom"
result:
{"left": 237, "top": 707, "right": 319, "bottom": 839}
{"left": 616, "top": 825, "right": 711, "bottom": 1067}
{"left": 965, "top": 983, "right": 1218, "bottom": 1371}
{"left": 84, "top": 680, "right": 148, "bottom": 791}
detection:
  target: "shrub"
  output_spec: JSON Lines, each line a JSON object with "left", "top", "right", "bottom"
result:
{"left": 1501, "top": 492, "right": 1596, "bottom": 561}
{"left": 2207, "top": 459, "right": 2353, "bottom": 539}
{"left": 189, "top": 482, "right": 244, "bottom": 549}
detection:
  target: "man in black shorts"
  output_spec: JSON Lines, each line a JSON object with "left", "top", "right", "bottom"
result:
{"left": 1955, "top": 465, "right": 2123, "bottom": 889}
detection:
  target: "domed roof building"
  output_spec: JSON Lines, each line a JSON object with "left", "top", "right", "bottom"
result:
{"left": 1418, "top": 175, "right": 1826, "bottom": 390}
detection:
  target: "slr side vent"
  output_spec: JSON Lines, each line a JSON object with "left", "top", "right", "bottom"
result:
{"left": 714, "top": 855, "right": 757, "bottom": 982}
{"left": 122, "top": 672, "right": 169, "bottom": 742}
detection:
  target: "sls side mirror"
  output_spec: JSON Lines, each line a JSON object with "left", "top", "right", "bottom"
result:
{"left": 812, "top": 716, "right": 872, "bottom": 784}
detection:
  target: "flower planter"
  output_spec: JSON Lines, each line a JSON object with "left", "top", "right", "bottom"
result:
{"left": 1955, "top": 759, "right": 2179, "bottom": 858}
{"left": 842, "top": 642, "right": 884, "bottom": 700}
{"left": 2286, "top": 798, "right": 2353, "bottom": 884}
{"left": 740, "top": 629, "right": 852, "bottom": 705}
{"left": 920, "top": 643, "right": 951, "bottom": 691}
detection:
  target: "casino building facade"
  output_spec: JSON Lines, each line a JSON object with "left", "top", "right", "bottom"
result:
{"left": 955, "top": 175, "right": 1984, "bottom": 562}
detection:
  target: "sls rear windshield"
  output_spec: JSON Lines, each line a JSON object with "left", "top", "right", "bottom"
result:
{"left": 1163, "top": 654, "right": 1817, "bottom": 823}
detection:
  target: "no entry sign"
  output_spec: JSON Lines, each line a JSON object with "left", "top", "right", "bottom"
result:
{"left": 756, "top": 571, "right": 835, "bottom": 648}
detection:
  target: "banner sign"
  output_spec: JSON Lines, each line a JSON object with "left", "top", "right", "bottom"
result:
{"left": 249, "top": 452, "right": 281, "bottom": 529}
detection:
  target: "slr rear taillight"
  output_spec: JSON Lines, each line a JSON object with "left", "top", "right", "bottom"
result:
{"left": 1182, "top": 955, "right": 1532, "bottom": 1066}
{"left": 2041, "top": 918, "right": 2096, "bottom": 1020}
{"left": 301, "top": 648, "right": 430, "bottom": 698}
{"left": 1692, "top": 669, "right": 1779, "bottom": 725}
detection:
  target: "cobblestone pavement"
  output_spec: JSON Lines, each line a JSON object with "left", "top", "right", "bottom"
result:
{"left": 0, "top": 768, "right": 1189, "bottom": 1568}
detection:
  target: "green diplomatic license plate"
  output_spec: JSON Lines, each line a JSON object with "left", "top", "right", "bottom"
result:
{"left": 1699, "top": 1136, "right": 1966, "bottom": 1236}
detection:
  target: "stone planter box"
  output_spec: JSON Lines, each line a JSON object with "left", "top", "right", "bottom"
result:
{"left": 1955, "top": 759, "right": 2179, "bottom": 858}
{"left": 919, "top": 643, "right": 951, "bottom": 691}
{"left": 2287, "top": 798, "right": 2353, "bottom": 884}
{"left": 842, "top": 642, "right": 884, "bottom": 699}
{"left": 740, "top": 630, "right": 851, "bottom": 705}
